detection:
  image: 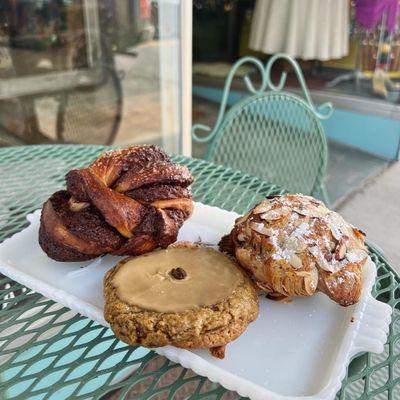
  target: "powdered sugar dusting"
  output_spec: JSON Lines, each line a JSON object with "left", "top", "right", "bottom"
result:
{"left": 346, "top": 250, "right": 368, "bottom": 263}
{"left": 238, "top": 194, "right": 368, "bottom": 274}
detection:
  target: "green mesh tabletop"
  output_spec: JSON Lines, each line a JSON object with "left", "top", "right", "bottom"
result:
{"left": 0, "top": 145, "right": 398, "bottom": 400}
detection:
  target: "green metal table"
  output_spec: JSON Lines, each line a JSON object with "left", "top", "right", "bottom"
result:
{"left": 0, "top": 145, "right": 398, "bottom": 400}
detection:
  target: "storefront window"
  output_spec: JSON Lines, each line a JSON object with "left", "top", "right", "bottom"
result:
{"left": 192, "top": 0, "right": 400, "bottom": 204}
{"left": 192, "top": 0, "right": 400, "bottom": 104}
{"left": 0, "top": 0, "right": 190, "bottom": 154}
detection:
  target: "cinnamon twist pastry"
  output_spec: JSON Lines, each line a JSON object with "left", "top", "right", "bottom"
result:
{"left": 39, "top": 145, "right": 194, "bottom": 261}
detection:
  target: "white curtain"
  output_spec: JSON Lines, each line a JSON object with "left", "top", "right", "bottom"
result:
{"left": 249, "top": 0, "right": 349, "bottom": 61}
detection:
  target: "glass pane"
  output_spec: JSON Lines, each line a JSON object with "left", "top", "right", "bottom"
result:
{"left": 0, "top": 0, "right": 185, "bottom": 154}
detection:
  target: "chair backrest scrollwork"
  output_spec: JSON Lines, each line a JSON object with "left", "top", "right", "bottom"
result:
{"left": 192, "top": 53, "right": 332, "bottom": 202}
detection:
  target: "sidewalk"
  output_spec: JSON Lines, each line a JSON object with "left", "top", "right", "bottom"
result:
{"left": 336, "top": 161, "right": 400, "bottom": 273}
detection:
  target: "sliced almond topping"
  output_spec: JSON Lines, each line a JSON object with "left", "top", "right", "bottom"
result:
{"left": 310, "top": 199, "right": 322, "bottom": 206}
{"left": 309, "top": 246, "right": 335, "bottom": 272}
{"left": 288, "top": 253, "right": 302, "bottom": 269}
{"left": 252, "top": 203, "right": 271, "bottom": 215}
{"left": 285, "top": 236, "right": 307, "bottom": 252}
{"left": 330, "top": 225, "right": 342, "bottom": 241}
{"left": 235, "top": 212, "right": 251, "bottom": 225}
{"left": 249, "top": 222, "right": 274, "bottom": 236}
{"left": 293, "top": 207, "right": 308, "bottom": 216}
{"left": 328, "top": 239, "right": 336, "bottom": 252}
{"left": 308, "top": 246, "right": 318, "bottom": 258}
{"left": 340, "top": 225, "right": 352, "bottom": 237}
{"left": 317, "top": 255, "right": 334, "bottom": 272}
{"left": 304, "top": 268, "right": 318, "bottom": 294}
{"left": 346, "top": 248, "right": 368, "bottom": 263}
{"left": 328, "top": 212, "right": 345, "bottom": 228}
{"left": 260, "top": 207, "right": 289, "bottom": 221}
{"left": 264, "top": 228, "right": 275, "bottom": 236}
{"left": 308, "top": 205, "right": 329, "bottom": 218}
{"left": 297, "top": 238, "right": 307, "bottom": 252}
{"left": 335, "top": 238, "right": 347, "bottom": 260}
{"left": 335, "top": 235, "right": 349, "bottom": 260}
{"left": 293, "top": 204, "right": 326, "bottom": 218}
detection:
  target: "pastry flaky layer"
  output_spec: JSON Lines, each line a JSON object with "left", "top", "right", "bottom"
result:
{"left": 104, "top": 243, "right": 259, "bottom": 358}
{"left": 220, "top": 194, "right": 368, "bottom": 306}
{"left": 39, "top": 145, "right": 194, "bottom": 261}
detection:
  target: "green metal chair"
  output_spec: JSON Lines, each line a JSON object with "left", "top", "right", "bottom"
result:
{"left": 192, "top": 53, "right": 333, "bottom": 204}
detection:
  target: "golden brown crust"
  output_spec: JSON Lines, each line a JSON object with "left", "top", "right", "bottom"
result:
{"left": 103, "top": 244, "right": 259, "bottom": 353}
{"left": 317, "top": 263, "right": 363, "bottom": 306}
{"left": 221, "top": 194, "right": 368, "bottom": 306}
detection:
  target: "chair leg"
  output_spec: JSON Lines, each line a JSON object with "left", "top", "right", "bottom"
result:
{"left": 320, "top": 184, "right": 331, "bottom": 208}
{"left": 312, "top": 184, "right": 330, "bottom": 207}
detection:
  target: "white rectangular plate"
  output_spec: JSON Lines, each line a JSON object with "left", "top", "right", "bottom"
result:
{"left": 0, "top": 202, "right": 392, "bottom": 400}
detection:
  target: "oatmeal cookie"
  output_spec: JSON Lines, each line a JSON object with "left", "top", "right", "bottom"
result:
{"left": 104, "top": 243, "right": 259, "bottom": 358}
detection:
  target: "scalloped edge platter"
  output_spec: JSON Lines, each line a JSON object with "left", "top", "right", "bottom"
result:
{"left": 0, "top": 202, "right": 392, "bottom": 400}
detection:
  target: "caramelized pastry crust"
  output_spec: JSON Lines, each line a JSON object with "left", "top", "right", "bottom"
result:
{"left": 39, "top": 145, "right": 194, "bottom": 261}
{"left": 220, "top": 194, "right": 368, "bottom": 306}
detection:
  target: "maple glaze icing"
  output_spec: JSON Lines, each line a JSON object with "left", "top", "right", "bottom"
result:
{"left": 112, "top": 246, "right": 243, "bottom": 312}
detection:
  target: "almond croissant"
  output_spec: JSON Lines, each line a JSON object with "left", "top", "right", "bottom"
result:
{"left": 39, "top": 145, "right": 194, "bottom": 261}
{"left": 220, "top": 194, "right": 368, "bottom": 306}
